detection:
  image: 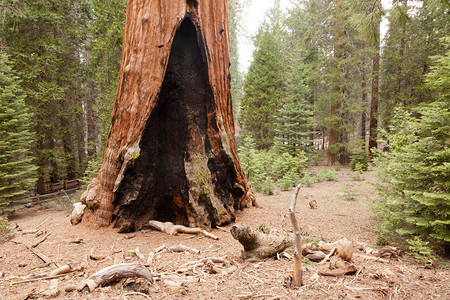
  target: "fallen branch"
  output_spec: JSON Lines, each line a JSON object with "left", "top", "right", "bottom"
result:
{"left": 78, "top": 262, "right": 153, "bottom": 293}
{"left": 32, "top": 232, "right": 51, "bottom": 248}
{"left": 148, "top": 220, "right": 218, "bottom": 240}
{"left": 319, "top": 247, "right": 337, "bottom": 265}
{"left": 168, "top": 245, "right": 200, "bottom": 254}
{"left": 230, "top": 224, "right": 293, "bottom": 259}
{"left": 318, "top": 265, "right": 357, "bottom": 277}
{"left": 356, "top": 253, "right": 390, "bottom": 263}
{"left": 10, "top": 274, "right": 67, "bottom": 285}
{"left": 124, "top": 291, "right": 152, "bottom": 299}
{"left": 288, "top": 183, "right": 303, "bottom": 287}
{"left": 12, "top": 239, "right": 60, "bottom": 268}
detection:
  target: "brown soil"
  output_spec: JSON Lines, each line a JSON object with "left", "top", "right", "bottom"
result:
{"left": 1, "top": 166, "right": 449, "bottom": 299}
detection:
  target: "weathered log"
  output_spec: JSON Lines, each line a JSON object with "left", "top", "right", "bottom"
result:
{"left": 148, "top": 220, "right": 219, "bottom": 240}
{"left": 80, "top": 0, "right": 255, "bottom": 231}
{"left": 230, "top": 224, "right": 293, "bottom": 259}
{"left": 78, "top": 262, "right": 153, "bottom": 293}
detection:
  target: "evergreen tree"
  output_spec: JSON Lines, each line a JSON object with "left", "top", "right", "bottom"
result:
{"left": 1, "top": 0, "right": 90, "bottom": 190}
{"left": 380, "top": 0, "right": 449, "bottom": 126}
{"left": 86, "top": 0, "right": 127, "bottom": 156}
{"left": 0, "top": 53, "right": 37, "bottom": 212}
{"left": 375, "top": 38, "right": 450, "bottom": 250}
{"left": 274, "top": 100, "right": 314, "bottom": 156}
{"left": 239, "top": 1, "right": 285, "bottom": 149}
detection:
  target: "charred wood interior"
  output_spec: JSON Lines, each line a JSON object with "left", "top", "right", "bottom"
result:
{"left": 112, "top": 17, "right": 241, "bottom": 232}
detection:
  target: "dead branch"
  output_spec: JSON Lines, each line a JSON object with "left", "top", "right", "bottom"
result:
{"left": 78, "top": 262, "right": 153, "bottom": 293}
{"left": 319, "top": 247, "right": 337, "bottom": 264}
{"left": 319, "top": 238, "right": 353, "bottom": 261}
{"left": 12, "top": 239, "right": 60, "bottom": 268}
{"left": 32, "top": 232, "right": 51, "bottom": 248}
{"left": 148, "top": 220, "right": 218, "bottom": 240}
{"left": 318, "top": 265, "right": 357, "bottom": 277}
{"left": 288, "top": 183, "right": 303, "bottom": 287}
{"left": 167, "top": 245, "right": 200, "bottom": 254}
{"left": 50, "top": 264, "right": 72, "bottom": 276}
{"left": 10, "top": 274, "right": 68, "bottom": 285}
{"left": 356, "top": 253, "right": 390, "bottom": 263}
{"left": 124, "top": 291, "right": 152, "bottom": 299}
{"left": 230, "top": 224, "right": 293, "bottom": 259}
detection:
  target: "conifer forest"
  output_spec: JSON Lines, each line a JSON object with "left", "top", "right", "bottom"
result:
{"left": 0, "top": 1, "right": 449, "bottom": 298}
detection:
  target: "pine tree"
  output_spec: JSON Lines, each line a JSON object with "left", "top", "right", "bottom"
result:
{"left": 0, "top": 53, "right": 37, "bottom": 212}
{"left": 375, "top": 38, "right": 450, "bottom": 249}
{"left": 274, "top": 100, "right": 314, "bottom": 156}
{"left": 1, "top": 0, "right": 90, "bottom": 190}
{"left": 239, "top": 1, "right": 285, "bottom": 149}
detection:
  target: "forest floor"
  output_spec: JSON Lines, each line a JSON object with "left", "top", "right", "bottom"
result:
{"left": 0, "top": 166, "right": 449, "bottom": 299}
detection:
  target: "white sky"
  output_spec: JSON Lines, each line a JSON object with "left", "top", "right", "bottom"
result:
{"left": 238, "top": 0, "right": 392, "bottom": 73}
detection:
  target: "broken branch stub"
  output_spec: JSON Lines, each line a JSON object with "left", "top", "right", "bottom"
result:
{"left": 230, "top": 224, "right": 293, "bottom": 259}
{"left": 289, "top": 183, "right": 303, "bottom": 287}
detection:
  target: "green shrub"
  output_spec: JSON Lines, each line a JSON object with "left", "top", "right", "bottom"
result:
{"left": 349, "top": 170, "right": 363, "bottom": 181}
{"left": 350, "top": 150, "right": 370, "bottom": 171}
{"left": 316, "top": 168, "right": 337, "bottom": 182}
{"left": 342, "top": 184, "right": 358, "bottom": 201}
{"left": 237, "top": 136, "right": 308, "bottom": 192}
{"left": 262, "top": 178, "right": 275, "bottom": 195}
{"left": 300, "top": 172, "right": 316, "bottom": 187}
{"left": 406, "top": 236, "right": 436, "bottom": 264}
{"left": 374, "top": 101, "right": 450, "bottom": 249}
{"left": 277, "top": 171, "right": 300, "bottom": 191}
{"left": 0, "top": 216, "right": 14, "bottom": 242}
{"left": 257, "top": 223, "right": 270, "bottom": 234}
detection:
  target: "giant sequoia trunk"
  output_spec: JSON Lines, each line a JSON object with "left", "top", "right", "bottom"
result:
{"left": 80, "top": 0, "right": 255, "bottom": 232}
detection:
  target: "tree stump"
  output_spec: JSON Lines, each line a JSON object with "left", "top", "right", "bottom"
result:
{"left": 79, "top": 0, "right": 255, "bottom": 232}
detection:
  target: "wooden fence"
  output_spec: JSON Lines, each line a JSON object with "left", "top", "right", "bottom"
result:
{"left": 1, "top": 180, "right": 81, "bottom": 214}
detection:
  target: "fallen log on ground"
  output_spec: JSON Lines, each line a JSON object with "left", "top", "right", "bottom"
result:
{"left": 230, "top": 224, "right": 293, "bottom": 259}
{"left": 148, "top": 220, "right": 219, "bottom": 240}
{"left": 78, "top": 262, "right": 153, "bottom": 293}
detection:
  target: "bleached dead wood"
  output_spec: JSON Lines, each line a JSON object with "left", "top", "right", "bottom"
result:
{"left": 70, "top": 202, "right": 86, "bottom": 225}
{"left": 49, "top": 264, "right": 72, "bottom": 276}
{"left": 319, "top": 238, "right": 353, "bottom": 261}
{"left": 148, "top": 220, "right": 219, "bottom": 240}
{"left": 41, "top": 279, "right": 59, "bottom": 298}
{"left": 12, "top": 239, "right": 59, "bottom": 268}
{"left": 32, "top": 232, "right": 51, "bottom": 248}
{"left": 167, "top": 245, "right": 200, "bottom": 254}
{"left": 230, "top": 224, "right": 293, "bottom": 259}
{"left": 288, "top": 183, "right": 303, "bottom": 287}
{"left": 78, "top": 262, "right": 153, "bottom": 293}
{"left": 10, "top": 274, "right": 68, "bottom": 285}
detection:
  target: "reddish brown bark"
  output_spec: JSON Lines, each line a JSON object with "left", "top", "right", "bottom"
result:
{"left": 80, "top": 0, "right": 255, "bottom": 231}
{"left": 327, "top": 0, "right": 342, "bottom": 166}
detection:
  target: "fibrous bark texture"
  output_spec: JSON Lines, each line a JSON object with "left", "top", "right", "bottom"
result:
{"left": 80, "top": 0, "right": 254, "bottom": 231}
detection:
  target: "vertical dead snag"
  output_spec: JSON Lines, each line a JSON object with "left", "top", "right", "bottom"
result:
{"left": 289, "top": 184, "right": 303, "bottom": 287}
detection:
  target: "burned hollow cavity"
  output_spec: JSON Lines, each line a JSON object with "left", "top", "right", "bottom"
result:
{"left": 112, "top": 17, "right": 240, "bottom": 232}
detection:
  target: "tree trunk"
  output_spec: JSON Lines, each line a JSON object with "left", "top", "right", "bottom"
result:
{"left": 361, "top": 50, "right": 367, "bottom": 149}
{"left": 368, "top": 37, "right": 380, "bottom": 155}
{"left": 327, "top": 0, "right": 342, "bottom": 166}
{"left": 80, "top": 0, "right": 255, "bottom": 231}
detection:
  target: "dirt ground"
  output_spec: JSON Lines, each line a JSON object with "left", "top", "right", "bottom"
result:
{"left": 1, "top": 166, "right": 449, "bottom": 299}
